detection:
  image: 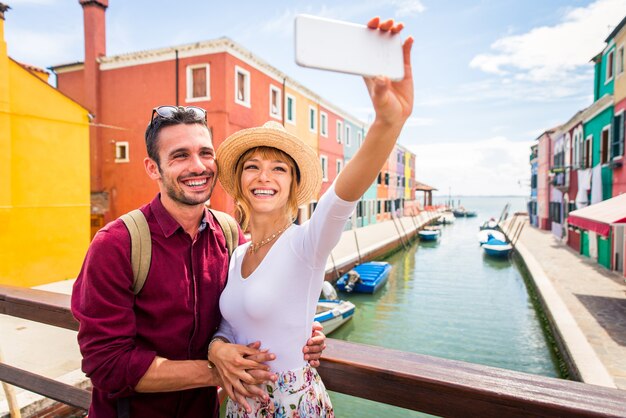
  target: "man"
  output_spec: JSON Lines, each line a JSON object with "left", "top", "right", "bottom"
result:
{"left": 71, "top": 106, "right": 325, "bottom": 418}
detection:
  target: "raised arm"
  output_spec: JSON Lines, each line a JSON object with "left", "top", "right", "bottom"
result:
{"left": 335, "top": 18, "right": 414, "bottom": 202}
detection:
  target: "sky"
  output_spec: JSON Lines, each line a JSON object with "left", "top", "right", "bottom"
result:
{"left": 5, "top": 0, "right": 626, "bottom": 196}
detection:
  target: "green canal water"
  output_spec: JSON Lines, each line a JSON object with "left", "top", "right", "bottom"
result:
{"left": 328, "top": 196, "right": 562, "bottom": 417}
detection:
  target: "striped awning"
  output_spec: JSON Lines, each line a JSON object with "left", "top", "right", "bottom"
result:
{"left": 567, "top": 193, "right": 626, "bottom": 237}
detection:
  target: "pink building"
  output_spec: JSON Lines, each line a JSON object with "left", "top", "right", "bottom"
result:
{"left": 536, "top": 129, "right": 556, "bottom": 230}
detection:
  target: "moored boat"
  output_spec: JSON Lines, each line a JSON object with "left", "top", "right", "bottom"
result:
{"left": 315, "top": 299, "right": 356, "bottom": 334}
{"left": 480, "top": 219, "right": 499, "bottom": 230}
{"left": 418, "top": 229, "right": 440, "bottom": 241}
{"left": 335, "top": 261, "right": 392, "bottom": 294}
{"left": 482, "top": 237, "right": 513, "bottom": 258}
{"left": 440, "top": 211, "right": 456, "bottom": 224}
{"left": 477, "top": 230, "right": 506, "bottom": 245}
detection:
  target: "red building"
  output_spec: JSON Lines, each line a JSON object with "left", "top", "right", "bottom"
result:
{"left": 52, "top": 1, "right": 331, "bottom": 230}
{"left": 536, "top": 129, "right": 555, "bottom": 230}
{"left": 317, "top": 105, "right": 344, "bottom": 197}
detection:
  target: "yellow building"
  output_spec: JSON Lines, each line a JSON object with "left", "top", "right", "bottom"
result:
{"left": 0, "top": 5, "right": 91, "bottom": 287}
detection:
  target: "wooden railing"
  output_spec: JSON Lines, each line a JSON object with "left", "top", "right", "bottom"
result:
{"left": 1, "top": 285, "right": 626, "bottom": 417}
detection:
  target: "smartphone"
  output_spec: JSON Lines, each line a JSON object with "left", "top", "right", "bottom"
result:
{"left": 294, "top": 14, "right": 405, "bottom": 81}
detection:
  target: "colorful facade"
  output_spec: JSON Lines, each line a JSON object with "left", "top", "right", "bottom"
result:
{"left": 529, "top": 144, "right": 538, "bottom": 227}
{"left": 52, "top": 1, "right": 419, "bottom": 233}
{"left": 0, "top": 7, "right": 91, "bottom": 287}
{"left": 532, "top": 14, "right": 626, "bottom": 276}
{"left": 536, "top": 129, "right": 554, "bottom": 230}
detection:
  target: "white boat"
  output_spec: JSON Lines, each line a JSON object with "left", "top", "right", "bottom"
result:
{"left": 315, "top": 299, "right": 356, "bottom": 334}
{"left": 483, "top": 242, "right": 513, "bottom": 258}
{"left": 477, "top": 230, "right": 506, "bottom": 245}
{"left": 316, "top": 282, "right": 355, "bottom": 334}
{"left": 418, "top": 229, "right": 440, "bottom": 241}
{"left": 440, "top": 212, "right": 456, "bottom": 224}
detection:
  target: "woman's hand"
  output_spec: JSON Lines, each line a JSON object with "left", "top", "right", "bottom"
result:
{"left": 209, "top": 340, "right": 276, "bottom": 412}
{"left": 303, "top": 321, "right": 326, "bottom": 367}
{"left": 364, "top": 17, "right": 414, "bottom": 128}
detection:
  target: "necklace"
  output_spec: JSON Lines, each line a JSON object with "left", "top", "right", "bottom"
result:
{"left": 248, "top": 222, "right": 292, "bottom": 254}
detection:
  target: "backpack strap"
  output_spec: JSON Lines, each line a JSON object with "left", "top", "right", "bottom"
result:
{"left": 208, "top": 209, "right": 239, "bottom": 257}
{"left": 120, "top": 209, "right": 152, "bottom": 295}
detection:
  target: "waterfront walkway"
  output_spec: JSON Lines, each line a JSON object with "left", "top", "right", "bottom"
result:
{"left": 512, "top": 217, "right": 626, "bottom": 390}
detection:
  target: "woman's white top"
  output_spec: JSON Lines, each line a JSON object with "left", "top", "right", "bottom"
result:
{"left": 216, "top": 183, "right": 356, "bottom": 372}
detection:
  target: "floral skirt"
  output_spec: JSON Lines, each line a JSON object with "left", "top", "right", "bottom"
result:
{"left": 225, "top": 364, "right": 334, "bottom": 417}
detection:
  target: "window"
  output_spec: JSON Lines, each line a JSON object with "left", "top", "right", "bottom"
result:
{"left": 235, "top": 66, "right": 250, "bottom": 107}
{"left": 584, "top": 135, "right": 592, "bottom": 168}
{"left": 357, "top": 131, "right": 363, "bottom": 147}
{"left": 320, "top": 155, "right": 328, "bottom": 181}
{"left": 309, "top": 106, "right": 317, "bottom": 133}
{"left": 553, "top": 142, "right": 564, "bottom": 168}
{"left": 606, "top": 50, "right": 615, "bottom": 82}
{"left": 573, "top": 127, "right": 584, "bottom": 168}
{"left": 601, "top": 125, "right": 611, "bottom": 164}
{"left": 384, "top": 172, "right": 389, "bottom": 185}
{"left": 115, "top": 141, "right": 129, "bottom": 163}
{"left": 336, "top": 159, "right": 343, "bottom": 175}
{"left": 286, "top": 94, "right": 296, "bottom": 124}
{"left": 613, "top": 112, "right": 625, "bottom": 159}
{"left": 618, "top": 45, "right": 625, "bottom": 76}
{"left": 549, "top": 202, "right": 561, "bottom": 224}
{"left": 336, "top": 120, "right": 343, "bottom": 143}
{"left": 186, "top": 64, "right": 210, "bottom": 102}
{"left": 377, "top": 200, "right": 381, "bottom": 214}
{"left": 269, "top": 85, "right": 281, "bottom": 119}
{"left": 345, "top": 125, "right": 351, "bottom": 146}
{"left": 320, "top": 112, "right": 328, "bottom": 137}
{"left": 377, "top": 172, "right": 382, "bottom": 184}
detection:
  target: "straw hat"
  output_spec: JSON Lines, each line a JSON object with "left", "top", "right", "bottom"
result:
{"left": 217, "top": 121, "right": 322, "bottom": 205}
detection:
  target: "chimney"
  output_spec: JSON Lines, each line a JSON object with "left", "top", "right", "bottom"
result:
{"left": 79, "top": 0, "right": 107, "bottom": 115}
{"left": 0, "top": 3, "right": 10, "bottom": 21}
{"left": 79, "top": 0, "right": 107, "bottom": 192}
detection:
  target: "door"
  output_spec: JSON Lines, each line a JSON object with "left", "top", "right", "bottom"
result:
{"left": 614, "top": 225, "right": 624, "bottom": 273}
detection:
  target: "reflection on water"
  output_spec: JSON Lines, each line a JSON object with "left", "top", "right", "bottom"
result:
{"left": 329, "top": 196, "right": 559, "bottom": 418}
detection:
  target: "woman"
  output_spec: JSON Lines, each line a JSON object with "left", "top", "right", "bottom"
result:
{"left": 209, "top": 17, "right": 413, "bottom": 417}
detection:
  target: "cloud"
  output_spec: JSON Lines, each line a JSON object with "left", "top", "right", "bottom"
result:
{"left": 415, "top": 70, "right": 593, "bottom": 109}
{"left": 259, "top": 0, "right": 425, "bottom": 36}
{"left": 392, "top": 0, "right": 426, "bottom": 17}
{"left": 407, "top": 137, "right": 533, "bottom": 196}
{"left": 8, "top": 0, "right": 58, "bottom": 5}
{"left": 470, "top": 0, "right": 626, "bottom": 82}
{"left": 405, "top": 116, "right": 436, "bottom": 127}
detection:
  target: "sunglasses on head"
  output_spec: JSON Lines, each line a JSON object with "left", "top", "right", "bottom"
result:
{"left": 150, "top": 105, "right": 207, "bottom": 125}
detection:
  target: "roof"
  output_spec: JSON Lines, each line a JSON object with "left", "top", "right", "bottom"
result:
{"left": 17, "top": 62, "right": 49, "bottom": 75}
{"left": 414, "top": 181, "right": 438, "bottom": 192}
{"left": 48, "top": 37, "right": 368, "bottom": 126}
{"left": 606, "top": 15, "right": 626, "bottom": 42}
{"left": 567, "top": 193, "right": 626, "bottom": 237}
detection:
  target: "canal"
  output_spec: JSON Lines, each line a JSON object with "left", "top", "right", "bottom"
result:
{"left": 328, "top": 196, "right": 562, "bottom": 417}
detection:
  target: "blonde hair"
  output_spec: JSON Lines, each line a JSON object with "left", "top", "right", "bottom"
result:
{"left": 233, "top": 146, "right": 300, "bottom": 230}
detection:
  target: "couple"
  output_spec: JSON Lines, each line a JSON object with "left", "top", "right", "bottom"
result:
{"left": 71, "top": 18, "right": 413, "bottom": 418}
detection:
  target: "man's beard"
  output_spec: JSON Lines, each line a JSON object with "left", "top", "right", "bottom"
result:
{"left": 162, "top": 170, "right": 217, "bottom": 206}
